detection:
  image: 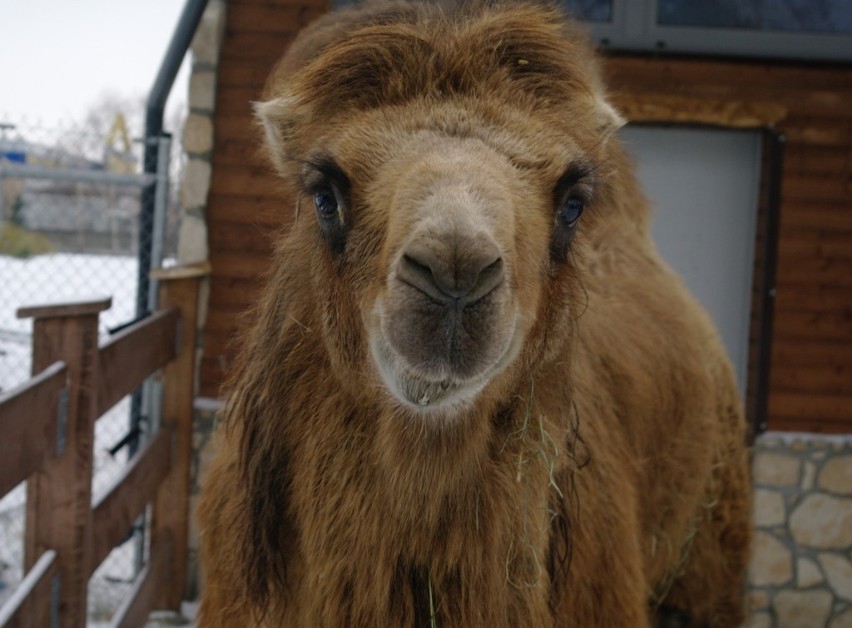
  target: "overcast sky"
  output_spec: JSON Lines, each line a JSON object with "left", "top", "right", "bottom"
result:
{"left": 1, "top": 0, "right": 190, "bottom": 128}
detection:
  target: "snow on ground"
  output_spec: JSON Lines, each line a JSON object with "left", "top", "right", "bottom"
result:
{"left": 0, "top": 252, "right": 146, "bottom": 621}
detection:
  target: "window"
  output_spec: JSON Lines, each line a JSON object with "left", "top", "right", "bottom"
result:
{"left": 657, "top": 0, "right": 852, "bottom": 35}
{"left": 562, "top": 0, "right": 613, "bottom": 23}
{"left": 566, "top": 0, "right": 852, "bottom": 61}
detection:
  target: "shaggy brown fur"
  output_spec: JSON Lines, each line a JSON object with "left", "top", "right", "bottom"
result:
{"left": 197, "top": 2, "right": 751, "bottom": 626}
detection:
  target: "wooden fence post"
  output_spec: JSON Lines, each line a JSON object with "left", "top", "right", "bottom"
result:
{"left": 149, "top": 264, "right": 208, "bottom": 610}
{"left": 18, "top": 297, "right": 111, "bottom": 628}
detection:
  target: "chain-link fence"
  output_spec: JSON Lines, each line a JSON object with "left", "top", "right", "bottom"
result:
{"left": 0, "top": 116, "right": 182, "bottom": 623}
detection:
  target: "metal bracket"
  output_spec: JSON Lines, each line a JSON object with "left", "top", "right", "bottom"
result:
{"left": 56, "top": 388, "right": 68, "bottom": 455}
{"left": 49, "top": 574, "right": 60, "bottom": 628}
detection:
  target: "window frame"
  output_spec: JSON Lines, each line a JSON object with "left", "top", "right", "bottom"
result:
{"left": 575, "top": 0, "right": 852, "bottom": 62}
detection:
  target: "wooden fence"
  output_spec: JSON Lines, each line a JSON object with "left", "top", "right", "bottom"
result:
{"left": 0, "top": 264, "right": 208, "bottom": 628}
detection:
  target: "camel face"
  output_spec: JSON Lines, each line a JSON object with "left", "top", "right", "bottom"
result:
{"left": 367, "top": 135, "right": 525, "bottom": 412}
{"left": 257, "top": 52, "right": 617, "bottom": 417}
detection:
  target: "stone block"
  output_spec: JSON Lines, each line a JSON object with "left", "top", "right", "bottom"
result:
{"left": 754, "top": 451, "right": 801, "bottom": 487}
{"left": 798, "top": 557, "right": 825, "bottom": 588}
{"left": 756, "top": 434, "right": 783, "bottom": 449}
{"left": 749, "top": 589, "right": 771, "bottom": 611}
{"left": 191, "top": 0, "right": 226, "bottom": 65}
{"left": 189, "top": 70, "right": 217, "bottom": 112}
{"left": 802, "top": 461, "right": 816, "bottom": 491}
{"left": 820, "top": 553, "right": 852, "bottom": 601}
{"left": 750, "top": 530, "right": 793, "bottom": 587}
{"left": 754, "top": 488, "right": 786, "bottom": 527}
{"left": 819, "top": 456, "right": 852, "bottom": 496}
{"left": 179, "top": 159, "right": 212, "bottom": 210}
{"left": 746, "top": 612, "right": 772, "bottom": 628}
{"left": 183, "top": 113, "right": 214, "bottom": 154}
{"left": 773, "top": 589, "right": 833, "bottom": 628}
{"left": 831, "top": 608, "right": 852, "bottom": 628}
{"left": 790, "top": 494, "right": 852, "bottom": 549}
{"left": 177, "top": 214, "right": 209, "bottom": 265}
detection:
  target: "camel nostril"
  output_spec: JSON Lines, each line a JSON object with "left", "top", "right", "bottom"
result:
{"left": 397, "top": 242, "right": 504, "bottom": 304}
{"left": 398, "top": 252, "right": 447, "bottom": 302}
{"left": 469, "top": 256, "right": 504, "bottom": 303}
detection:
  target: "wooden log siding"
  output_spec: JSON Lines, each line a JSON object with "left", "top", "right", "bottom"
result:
{"left": 0, "top": 265, "right": 207, "bottom": 627}
{"left": 201, "top": 0, "right": 852, "bottom": 433}
{"left": 603, "top": 55, "right": 852, "bottom": 433}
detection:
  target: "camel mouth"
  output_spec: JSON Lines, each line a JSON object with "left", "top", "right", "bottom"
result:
{"left": 397, "top": 371, "right": 461, "bottom": 409}
{"left": 368, "top": 299, "right": 523, "bottom": 415}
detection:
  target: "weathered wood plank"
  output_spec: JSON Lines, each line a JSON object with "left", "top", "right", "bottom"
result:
{"left": 784, "top": 144, "right": 851, "bottom": 176}
{"left": 208, "top": 251, "right": 274, "bottom": 280}
{"left": 778, "top": 233, "right": 852, "bottom": 260}
{"left": 208, "top": 221, "right": 275, "bottom": 255}
{"left": 107, "top": 537, "right": 172, "bottom": 628}
{"left": 779, "top": 202, "right": 852, "bottom": 232}
{"left": 773, "top": 311, "right": 852, "bottom": 342}
{"left": 151, "top": 273, "right": 205, "bottom": 609}
{"left": 783, "top": 174, "right": 852, "bottom": 203}
{"left": 772, "top": 339, "right": 852, "bottom": 368}
{"left": 219, "top": 31, "right": 293, "bottom": 62}
{"left": 0, "top": 362, "right": 66, "bottom": 498}
{"left": 776, "top": 258, "right": 852, "bottom": 288}
{"left": 768, "top": 416, "right": 852, "bottom": 434}
{"left": 769, "top": 391, "right": 852, "bottom": 422}
{"left": 89, "top": 428, "right": 173, "bottom": 575}
{"left": 0, "top": 549, "right": 57, "bottom": 628}
{"left": 207, "top": 277, "right": 261, "bottom": 309}
{"left": 211, "top": 137, "right": 263, "bottom": 164}
{"left": 199, "top": 358, "right": 227, "bottom": 398}
{"left": 771, "top": 364, "right": 851, "bottom": 395}
{"left": 775, "top": 285, "right": 852, "bottom": 313}
{"left": 21, "top": 303, "right": 106, "bottom": 628}
{"left": 16, "top": 297, "right": 112, "bottom": 321}
{"left": 205, "top": 304, "right": 255, "bottom": 333}
{"left": 607, "top": 57, "right": 852, "bottom": 92}
{"left": 207, "top": 193, "right": 287, "bottom": 226}
{"left": 208, "top": 161, "right": 277, "bottom": 196}
{"left": 96, "top": 309, "right": 179, "bottom": 416}
{"left": 224, "top": 3, "right": 305, "bottom": 34}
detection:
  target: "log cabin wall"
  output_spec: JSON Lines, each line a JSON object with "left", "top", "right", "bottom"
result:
{"left": 201, "top": 0, "right": 852, "bottom": 434}
{"left": 604, "top": 57, "right": 852, "bottom": 434}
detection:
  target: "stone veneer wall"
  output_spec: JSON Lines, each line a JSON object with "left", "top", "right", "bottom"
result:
{"left": 175, "top": 0, "right": 225, "bottom": 599}
{"left": 176, "top": 0, "right": 224, "bottom": 271}
{"left": 748, "top": 432, "right": 852, "bottom": 628}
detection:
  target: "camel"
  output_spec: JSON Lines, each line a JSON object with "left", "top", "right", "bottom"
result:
{"left": 197, "top": 2, "right": 751, "bottom": 625}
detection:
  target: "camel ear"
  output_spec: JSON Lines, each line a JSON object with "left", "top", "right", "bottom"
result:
{"left": 254, "top": 96, "right": 300, "bottom": 173}
{"left": 594, "top": 95, "right": 626, "bottom": 139}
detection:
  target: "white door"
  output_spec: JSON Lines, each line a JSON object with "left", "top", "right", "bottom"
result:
{"left": 619, "top": 125, "right": 763, "bottom": 396}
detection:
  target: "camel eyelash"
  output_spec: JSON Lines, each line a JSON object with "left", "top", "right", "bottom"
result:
{"left": 554, "top": 163, "right": 596, "bottom": 204}
{"left": 302, "top": 156, "right": 351, "bottom": 196}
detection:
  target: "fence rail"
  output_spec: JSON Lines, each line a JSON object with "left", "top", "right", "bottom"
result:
{"left": 0, "top": 263, "right": 207, "bottom": 628}
{"left": 0, "top": 361, "right": 67, "bottom": 498}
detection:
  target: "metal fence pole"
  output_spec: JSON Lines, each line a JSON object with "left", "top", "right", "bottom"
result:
{"left": 148, "top": 134, "right": 172, "bottom": 312}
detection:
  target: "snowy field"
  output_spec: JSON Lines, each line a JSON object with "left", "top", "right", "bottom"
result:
{"left": 0, "top": 253, "right": 145, "bottom": 621}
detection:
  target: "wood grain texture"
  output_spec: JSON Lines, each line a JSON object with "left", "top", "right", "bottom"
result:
{"left": 107, "top": 536, "right": 172, "bottom": 628}
{"left": 97, "top": 308, "right": 179, "bottom": 416}
{"left": 0, "top": 362, "right": 66, "bottom": 498}
{"left": 90, "top": 428, "right": 172, "bottom": 574}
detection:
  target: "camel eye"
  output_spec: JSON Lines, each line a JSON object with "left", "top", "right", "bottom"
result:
{"left": 558, "top": 197, "right": 584, "bottom": 228}
{"left": 314, "top": 185, "right": 339, "bottom": 222}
